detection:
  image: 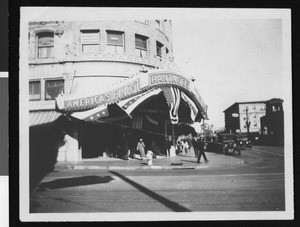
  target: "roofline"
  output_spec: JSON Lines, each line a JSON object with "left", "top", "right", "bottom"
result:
{"left": 223, "top": 98, "right": 283, "bottom": 112}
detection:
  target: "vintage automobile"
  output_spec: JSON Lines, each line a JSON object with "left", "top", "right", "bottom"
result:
{"left": 234, "top": 134, "right": 252, "bottom": 150}
{"left": 206, "top": 133, "right": 241, "bottom": 155}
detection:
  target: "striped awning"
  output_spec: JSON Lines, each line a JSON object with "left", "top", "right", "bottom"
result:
{"left": 29, "top": 111, "right": 62, "bottom": 127}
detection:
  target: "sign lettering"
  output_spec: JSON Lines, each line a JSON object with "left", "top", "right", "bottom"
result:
{"left": 64, "top": 79, "right": 140, "bottom": 109}
{"left": 149, "top": 73, "right": 189, "bottom": 90}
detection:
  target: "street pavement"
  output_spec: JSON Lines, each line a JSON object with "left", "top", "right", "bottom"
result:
{"left": 30, "top": 146, "right": 285, "bottom": 215}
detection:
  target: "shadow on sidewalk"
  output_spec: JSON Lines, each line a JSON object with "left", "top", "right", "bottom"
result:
{"left": 109, "top": 171, "right": 191, "bottom": 212}
{"left": 36, "top": 175, "right": 114, "bottom": 191}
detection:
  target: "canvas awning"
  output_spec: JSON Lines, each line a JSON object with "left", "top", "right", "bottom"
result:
{"left": 70, "top": 88, "right": 163, "bottom": 122}
{"left": 29, "top": 111, "right": 61, "bottom": 127}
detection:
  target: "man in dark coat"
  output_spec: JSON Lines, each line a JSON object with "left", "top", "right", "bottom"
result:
{"left": 197, "top": 136, "right": 209, "bottom": 163}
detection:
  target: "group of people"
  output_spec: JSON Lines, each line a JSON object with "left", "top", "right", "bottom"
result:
{"left": 176, "top": 136, "right": 209, "bottom": 163}
{"left": 114, "top": 130, "right": 208, "bottom": 163}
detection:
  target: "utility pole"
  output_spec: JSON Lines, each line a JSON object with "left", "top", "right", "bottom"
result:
{"left": 245, "top": 106, "right": 251, "bottom": 136}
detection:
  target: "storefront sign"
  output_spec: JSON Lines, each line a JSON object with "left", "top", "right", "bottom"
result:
{"left": 149, "top": 73, "right": 190, "bottom": 90}
{"left": 63, "top": 79, "right": 140, "bottom": 109}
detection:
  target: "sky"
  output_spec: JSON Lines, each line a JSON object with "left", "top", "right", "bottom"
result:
{"left": 172, "top": 19, "right": 284, "bottom": 129}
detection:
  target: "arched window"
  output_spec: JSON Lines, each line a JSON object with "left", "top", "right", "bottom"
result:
{"left": 37, "top": 32, "right": 54, "bottom": 59}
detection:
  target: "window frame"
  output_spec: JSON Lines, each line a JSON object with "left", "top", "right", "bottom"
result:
{"left": 156, "top": 41, "right": 163, "bottom": 59}
{"left": 44, "top": 79, "right": 65, "bottom": 101}
{"left": 80, "top": 29, "right": 100, "bottom": 53}
{"left": 106, "top": 30, "right": 124, "bottom": 46}
{"left": 29, "top": 80, "right": 41, "bottom": 101}
{"left": 106, "top": 30, "right": 125, "bottom": 54}
{"left": 36, "top": 31, "right": 54, "bottom": 59}
{"left": 135, "top": 34, "right": 148, "bottom": 51}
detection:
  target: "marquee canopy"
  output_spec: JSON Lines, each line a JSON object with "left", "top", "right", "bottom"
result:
{"left": 56, "top": 69, "right": 208, "bottom": 124}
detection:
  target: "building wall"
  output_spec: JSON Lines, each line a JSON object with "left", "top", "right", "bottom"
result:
{"left": 238, "top": 103, "right": 266, "bottom": 133}
{"left": 224, "top": 103, "right": 240, "bottom": 133}
{"left": 28, "top": 20, "right": 177, "bottom": 111}
{"left": 260, "top": 99, "right": 284, "bottom": 145}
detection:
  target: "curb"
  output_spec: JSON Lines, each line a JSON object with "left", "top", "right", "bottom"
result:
{"left": 54, "top": 165, "right": 202, "bottom": 170}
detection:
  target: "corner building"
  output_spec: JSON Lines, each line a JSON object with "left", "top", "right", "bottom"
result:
{"left": 28, "top": 20, "right": 208, "bottom": 162}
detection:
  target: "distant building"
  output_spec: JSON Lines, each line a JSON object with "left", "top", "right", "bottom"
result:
{"left": 260, "top": 99, "right": 284, "bottom": 146}
{"left": 223, "top": 98, "right": 284, "bottom": 145}
{"left": 223, "top": 101, "right": 267, "bottom": 134}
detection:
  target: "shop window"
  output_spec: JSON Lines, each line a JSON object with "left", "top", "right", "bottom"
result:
{"left": 156, "top": 41, "right": 163, "bottom": 60}
{"left": 37, "top": 32, "right": 54, "bottom": 59}
{"left": 29, "top": 81, "right": 41, "bottom": 101}
{"left": 81, "top": 30, "right": 100, "bottom": 53}
{"left": 135, "top": 34, "right": 148, "bottom": 58}
{"left": 155, "top": 20, "right": 161, "bottom": 30}
{"left": 106, "top": 31, "right": 124, "bottom": 54}
{"left": 45, "top": 80, "right": 64, "bottom": 100}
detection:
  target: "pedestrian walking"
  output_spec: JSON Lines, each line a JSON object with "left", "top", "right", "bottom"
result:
{"left": 183, "top": 139, "right": 189, "bottom": 154}
{"left": 191, "top": 136, "right": 199, "bottom": 158}
{"left": 197, "top": 137, "right": 209, "bottom": 163}
{"left": 136, "top": 138, "right": 146, "bottom": 160}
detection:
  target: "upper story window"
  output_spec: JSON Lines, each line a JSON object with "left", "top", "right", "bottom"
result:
{"left": 45, "top": 80, "right": 64, "bottom": 100}
{"left": 29, "top": 81, "right": 41, "bottom": 101}
{"left": 106, "top": 30, "right": 124, "bottom": 54}
{"left": 272, "top": 106, "right": 277, "bottom": 112}
{"left": 155, "top": 20, "right": 161, "bottom": 30}
{"left": 37, "top": 32, "right": 54, "bottom": 59}
{"left": 252, "top": 105, "right": 256, "bottom": 110}
{"left": 156, "top": 41, "right": 163, "bottom": 60}
{"left": 135, "top": 34, "right": 148, "bottom": 58}
{"left": 81, "top": 30, "right": 100, "bottom": 53}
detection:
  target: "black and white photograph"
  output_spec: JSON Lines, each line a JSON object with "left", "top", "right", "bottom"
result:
{"left": 19, "top": 7, "right": 293, "bottom": 221}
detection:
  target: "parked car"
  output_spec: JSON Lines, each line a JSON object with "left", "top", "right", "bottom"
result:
{"left": 207, "top": 133, "right": 241, "bottom": 155}
{"left": 233, "top": 134, "right": 252, "bottom": 150}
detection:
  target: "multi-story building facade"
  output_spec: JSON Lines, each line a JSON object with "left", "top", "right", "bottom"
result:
{"left": 28, "top": 20, "right": 175, "bottom": 112}
{"left": 224, "top": 101, "right": 267, "bottom": 134}
{"left": 223, "top": 99, "right": 284, "bottom": 145}
{"left": 28, "top": 20, "right": 208, "bottom": 165}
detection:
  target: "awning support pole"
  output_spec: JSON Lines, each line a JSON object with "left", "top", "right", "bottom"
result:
{"left": 164, "top": 119, "right": 169, "bottom": 157}
{"left": 171, "top": 124, "right": 175, "bottom": 148}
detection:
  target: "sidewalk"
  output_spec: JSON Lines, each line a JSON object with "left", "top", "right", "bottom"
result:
{"left": 55, "top": 149, "right": 245, "bottom": 171}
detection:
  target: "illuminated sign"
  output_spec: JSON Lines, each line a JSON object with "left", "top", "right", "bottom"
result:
{"left": 149, "top": 73, "right": 189, "bottom": 90}
{"left": 63, "top": 79, "right": 140, "bottom": 110}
